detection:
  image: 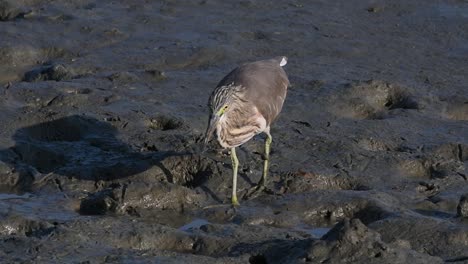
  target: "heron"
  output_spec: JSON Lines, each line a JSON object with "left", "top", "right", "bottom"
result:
{"left": 204, "top": 56, "right": 289, "bottom": 206}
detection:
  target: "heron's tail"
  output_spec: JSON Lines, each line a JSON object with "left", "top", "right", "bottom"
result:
{"left": 277, "top": 56, "right": 287, "bottom": 67}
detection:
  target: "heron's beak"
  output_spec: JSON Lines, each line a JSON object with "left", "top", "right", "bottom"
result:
{"left": 203, "top": 114, "right": 219, "bottom": 152}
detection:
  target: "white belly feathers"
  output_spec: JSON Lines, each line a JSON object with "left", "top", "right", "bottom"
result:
{"left": 216, "top": 106, "right": 267, "bottom": 148}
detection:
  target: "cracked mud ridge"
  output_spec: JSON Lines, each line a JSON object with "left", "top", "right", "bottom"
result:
{"left": 0, "top": 0, "right": 467, "bottom": 263}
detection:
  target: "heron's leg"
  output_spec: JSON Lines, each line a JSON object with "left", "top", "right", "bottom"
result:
{"left": 259, "top": 131, "right": 272, "bottom": 187}
{"left": 230, "top": 147, "right": 240, "bottom": 206}
{"left": 244, "top": 131, "right": 272, "bottom": 199}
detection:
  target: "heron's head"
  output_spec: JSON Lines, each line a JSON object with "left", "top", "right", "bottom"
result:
{"left": 203, "top": 100, "right": 230, "bottom": 150}
{"left": 203, "top": 82, "right": 242, "bottom": 150}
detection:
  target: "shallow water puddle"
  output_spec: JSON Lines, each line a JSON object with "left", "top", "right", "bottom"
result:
{"left": 437, "top": 4, "right": 468, "bottom": 18}
{"left": 294, "top": 225, "right": 332, "bottom": 238}
{"left": 0, "top": 192, "right": 77, "bottom": 221}
{"left": 178, "top": 218, "right": 210, "bottom": 232}
{"left": 0, "top": 193, "right": 33, "bottom": 200}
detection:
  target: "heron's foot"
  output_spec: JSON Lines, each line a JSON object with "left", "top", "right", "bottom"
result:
{"left": 232, "top": 196, "right": 240, "bottom": 206}
{"left": 243, "top": 184, "right": 272, "bottom": 200}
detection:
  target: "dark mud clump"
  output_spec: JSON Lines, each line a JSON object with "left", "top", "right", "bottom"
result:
{"left": 0, "top": 159, "right": 33, "bottom": 193}
{"left": 457, "top": 194, "right": 468, "bottom": 218}
{"left": 0, "top": 0, "right": 467, "bottom": 262}
{"left": 0, "top": 0, "right": 24, "bottom": 21}
{"left": 23, "top": 63, "right": 75, "bottom": 82}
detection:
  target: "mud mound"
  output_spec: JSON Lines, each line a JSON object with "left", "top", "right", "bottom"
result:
{"left": 397, "top": 143, "right": 468, "bottom": 180}
{"left": 230, "top": 219, "right": 442, "bottom": 263}
{"left": 310, "top": 219, "right": 443, "bottom": 263}
{"left": 398, "top": 159, "right": 432, "bottom": 179}
{"left": 371, "top": 216, "right": 468, "bottom": 260}
{"left": 78, "top": 154, "right": 220, "bottom": 215}
{"left": 23, "top": 63, "right": 75, "bottom": 82}
{"left": 443, "top": 97, "right": 468, "bottom": 121}
{"left": 79, "top": 179, "right": 211, "bottom": 215}
{"left": 332, "top": 80, "right": 418, "bottom": 119}
{"left": 0, "top": 0, "right": 24, "bottom": 21}
{"left": 276, "top": 171, "right": 369, "bottom": 194}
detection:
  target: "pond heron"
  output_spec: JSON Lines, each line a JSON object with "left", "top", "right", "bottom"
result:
{"left": 204, "top": 56, "right": 289, "bottom": 205}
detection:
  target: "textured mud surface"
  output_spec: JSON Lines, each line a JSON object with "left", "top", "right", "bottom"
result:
{"left": 1, "top": 0, "right": 467, "bottom": 263}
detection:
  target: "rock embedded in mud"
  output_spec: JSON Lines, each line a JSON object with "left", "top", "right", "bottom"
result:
{"left": 367, "top": 6, "right": 381, "bottom": 13}
{"left": 23, "top": 63, "right": 74, "bottom": 82}
{"left": 145, "top": 69, "right": 167, "bottom": 81}
{"left": 457, "top": 194, "right": 468, "bottom": 218}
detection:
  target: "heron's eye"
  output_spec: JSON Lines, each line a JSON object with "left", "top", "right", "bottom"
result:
{"left": 216, "top": 105, "right": 228, "bottom": 116}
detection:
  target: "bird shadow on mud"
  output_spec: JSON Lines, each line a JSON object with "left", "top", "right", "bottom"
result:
{"left": 0, "top": 115, "right": 223, "bottom": 208}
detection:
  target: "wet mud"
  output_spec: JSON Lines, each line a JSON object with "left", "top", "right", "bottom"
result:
{"left": 0, "top": 0, "right": 467, "bottom": 263}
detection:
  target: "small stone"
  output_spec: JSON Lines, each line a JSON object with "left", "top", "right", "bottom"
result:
{"left": 457, "top": 194, "right": 468, "bottom": 218}
{"left": 145, "top": 69, "right": 167, "bottom": 81}
{"left": 367, "top": 7, "right": 379, "bottom": 13}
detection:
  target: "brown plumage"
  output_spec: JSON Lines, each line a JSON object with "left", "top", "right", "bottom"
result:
{"left": 204, "top": 56, "right": 290, "bottom": 205}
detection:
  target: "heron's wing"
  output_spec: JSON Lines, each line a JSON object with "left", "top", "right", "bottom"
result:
{"left": 233, "top": 60, "right": 289, "bottom": 124}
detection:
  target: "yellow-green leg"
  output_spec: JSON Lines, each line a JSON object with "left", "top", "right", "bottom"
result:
{"left": 244, "top": 131, "right": 272, "bottom": 199}
{"left": 230, "top": 147, "right": 240, "bottom": 206}
{"left": 259, "top": 132, "right": 272, "bottom": 187}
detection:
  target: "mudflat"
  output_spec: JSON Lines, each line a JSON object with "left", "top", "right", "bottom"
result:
{"left": 0, "top": 0, "right": 467, "bottom": 263}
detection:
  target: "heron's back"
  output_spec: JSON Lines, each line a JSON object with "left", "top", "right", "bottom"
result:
{"left": 216, "top": 57, "right": 289, "bottom": 125}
